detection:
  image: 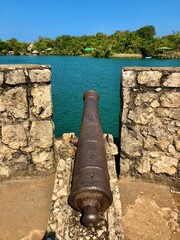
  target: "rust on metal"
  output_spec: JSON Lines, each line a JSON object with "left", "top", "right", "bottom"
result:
{"left": 69, "top": 90, "right": 113, "bottom": 227}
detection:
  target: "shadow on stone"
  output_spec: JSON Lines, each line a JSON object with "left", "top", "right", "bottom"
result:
{"left": 44, "top": 231, "right": 57, "bottom": 240}
{"left": 114, "top": 137, "right": 121, "bottom": 177}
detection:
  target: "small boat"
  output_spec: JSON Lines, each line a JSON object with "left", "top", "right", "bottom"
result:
{"left": 145, "top": 54, "right": 152, "bottom": 59}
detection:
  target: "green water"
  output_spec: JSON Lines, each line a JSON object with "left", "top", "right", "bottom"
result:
{"left": 0, "top": 56, "right": 180, "bottom": 137}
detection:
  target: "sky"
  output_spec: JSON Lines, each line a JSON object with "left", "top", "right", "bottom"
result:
{"left": 0, "top": 0, "right": 180, "bottom": 42}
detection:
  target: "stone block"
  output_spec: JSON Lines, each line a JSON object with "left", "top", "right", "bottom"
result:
{"left": 5, "top": 69, "right": 26, "bottom": 85}
{"left": 134, "top": 92, "right": 159, "bottom": 107}
{"left": 0, "top": 94, "right": 6, "bottom": 112}
{"left": 0, "top": 163, "right": 11, "bottom": 177}
{"left": 29, "top": 69, "right": 51, "bottom": 83}
{"left": 4, "top": 87, "right": 28, "bottom": 120}
{"left": 31, "top": 85, "right": 53, "bottom": 119}
{"left": 174, "top": 136, "right": 180, "bottom": 151}
{"left": 152, "top": 156, "right": 178, "bottom": 175}
{"left": 163, "top": 73, "right": 180, "bottom": 87}
{"left": 1, "top": 123, "right": 28, "bottom": 150}
{"left": 0, "top": 71, "right": 3, "bottom": 85}
{"left": 121, "top": 126, "right": 142, "bottom": 157}
{"left": 136, "top": 158, "right": 151, "bottom": 174}
{"left": 144, "top": 136, "right": 157, "bottom": 150}
{"left": 137, "top": 70, "right": 162, "bottom": 86}
{"left": 156, "top": 108, "right": 180, "bottom": 120}
{"left": 30, "top": 120, "right": 54, "bottom": 148}
{"left": 0, "top": 139, "right": 16, "bottom": 155}
{"left": 160, "top": 92, "right": 180, "bottom": 108}
{"left": 32, "top": 149, "right": 54, "bottom": 170}
{"left": 120, "top": 159, "right": 130, "bottom": 174}
{"left": 123, "top": 88, "right": 131, "bottom": 104}
{"left": 122, "top": 70, "right": 136, "bottom": 87}
{"left": 128, "top": 107, "right": 154, "bottom": 125}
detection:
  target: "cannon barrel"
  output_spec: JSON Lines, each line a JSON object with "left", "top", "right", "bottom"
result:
{"left": 69, "top": 90, "right": 113, "bottom": 227}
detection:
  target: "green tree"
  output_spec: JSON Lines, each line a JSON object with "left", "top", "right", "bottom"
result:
{"left": 136, "top": 25, "right": 156, "bottom": 40}
{"left": 33, "top": 37, "right": 54, "bottom": 53}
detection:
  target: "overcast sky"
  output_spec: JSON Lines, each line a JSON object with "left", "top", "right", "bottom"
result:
{"left": 0, "top": 0, "right": 179, "bottom": 42}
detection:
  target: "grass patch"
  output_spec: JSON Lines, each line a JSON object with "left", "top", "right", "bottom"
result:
{"left": 111, "top": 53, "right": 143, "bottom": 58}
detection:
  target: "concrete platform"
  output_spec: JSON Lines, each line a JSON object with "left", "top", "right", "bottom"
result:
{"left": 119, "top": 178, "right": 180, "bottom": 240}
{"left": 0, "top": 175, "right": 55, "bottom": 240}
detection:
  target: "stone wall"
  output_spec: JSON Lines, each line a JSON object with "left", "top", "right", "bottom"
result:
{"left": 120, "top": 67, "right": 180, "bottom": 188}
{"left": 0, "top": 64, "right": 55, "bottom": 181}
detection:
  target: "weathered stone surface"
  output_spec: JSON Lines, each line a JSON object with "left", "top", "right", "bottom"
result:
{"left": 136, "top": 158, "right": 151, "bottom": 174}
{"left": 121, "top": 126, "right": 142, "bottom": 157}
{"left": 62, "top": 132, "right": 76, "bottom": 143}
{"left": 137, "top": 70, "right": 162, "bottom": 86}
{"left": 120, "top": 159, "right": 130, "bottom": 174}
{"left": 122, "top": 195, "right": 171, "bottom": 240}
{"left": 0, "top": 94, "right": 6, "bottom": 112}
{"left": 30, "top": 121, "right": 54, "bottom": 148}
{"left": 0, "top": 175, "right": 55, "bottom": 240}
{"left": 32, "top": 149, "right": 54, "bottom": 170}
{"left": 163, "top": 73, "right": 180, "bottom": 87}
{"left": 21, "top": 230, "right": 45, "bottom": 240}
{"left": 152, "top": 156, "right": 178, "bottom": 175}
{"left": 119, "top": 179, "right": 180, "bottom": 240}
{"left": 123, "top": 88, "right": 131, "bottom": 104}
{"left": 151, "top": 99, "right": 160, "bottom": 108}
{"left": 128, "top": 107, "right": 154, "bottom": 124}
{"left": 3, "top": 87, "right": 28, "bottom": 120}
{"left": 2, "top": 123, "right": 27, "bottom": 150}
{"left": 134, "top": 92, "right": 158, "bottom": 107}
{"left": 0, "top": 139, "right": 16, "bottom": 155}
{"left": 174, "top": 136, "right": 180, "bottom": 151}
{"left": 31, "top": 85, "right": 52, "bottom": 118}
{"left": 120, "top": 67, "right": 180, "bottom": 185}
{"left": 5, "top": 69, "right": 26, "bottom": 85}
{"left": 160, "top": 92, "right": 180, "bottom": 108}
{"left": 104, "top": 134, "right": 118, "bottom": 155}
{"left": 29, "top": 69, "right": 51, "bottom": 83}
{"left": 122, "top": 70, "right": 136, "bottom": 87}
{"left": 0, "top": 71, "right": 3, "bottom": 85}
{"left": 144, "top": 135, "right": 170, "bottom": 151}
{"left": 157, "top": 108, "right": 180, "bottom": 119}
{"left": 0, "top": 163, "right": 11, "bottom": 177}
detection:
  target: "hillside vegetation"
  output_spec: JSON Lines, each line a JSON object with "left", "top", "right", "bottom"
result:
{"left": 0, "top": 25, "right": 179, "bottom": 58}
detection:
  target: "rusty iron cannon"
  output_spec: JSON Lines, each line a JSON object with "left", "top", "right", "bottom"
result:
{"left": 69, "top": 90, "right": 113, "bottom": 227}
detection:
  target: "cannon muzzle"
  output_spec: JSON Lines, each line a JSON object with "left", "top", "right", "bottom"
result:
{"left": 68, "top": 90, "right": 113, "bottom": 227}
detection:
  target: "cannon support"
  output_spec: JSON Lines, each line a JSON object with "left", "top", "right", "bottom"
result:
{"left": 69, "top": 90, "right": 113, "bottom": 227}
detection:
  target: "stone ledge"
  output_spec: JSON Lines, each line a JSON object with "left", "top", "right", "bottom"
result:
{"left": 123, "top": 67, "right": 180, "bottom": 71}
{"left": 47, "top": 133, "right": 124, "bottom": 240}
{"left": 0, "top": 64, "right": 51, "bottom": 69}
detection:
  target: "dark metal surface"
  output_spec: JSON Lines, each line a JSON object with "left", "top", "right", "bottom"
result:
{"left": 69, "top": 90, "right": 113, "bottom": 227}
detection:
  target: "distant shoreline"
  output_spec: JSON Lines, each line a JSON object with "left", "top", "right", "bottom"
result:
{"left": 1, "top": 52, "right": 180, "bottom": 59}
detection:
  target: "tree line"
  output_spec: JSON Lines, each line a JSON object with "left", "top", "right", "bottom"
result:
{"left": 0, "top": 25, "right": 179, "bottom": 58}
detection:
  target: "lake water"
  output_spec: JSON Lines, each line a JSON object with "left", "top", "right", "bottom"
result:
{"left": 0, "top": 56, "right": 180, "bottom": 137}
